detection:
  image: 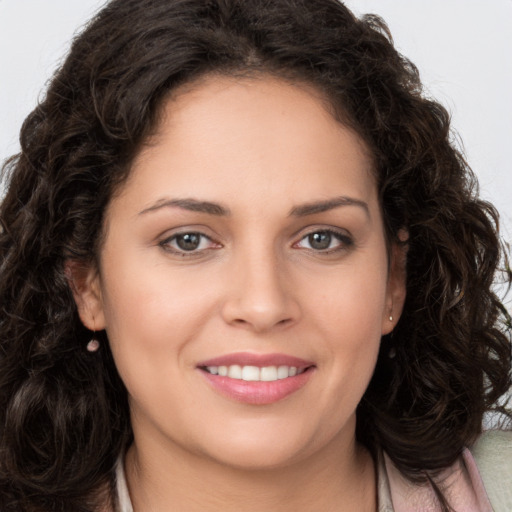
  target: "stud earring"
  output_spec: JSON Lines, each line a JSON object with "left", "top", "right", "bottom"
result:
{"left": 87, "top": 334, "right": 100, "bottom": 352}
{"left": 389, "top": 315, "right": 393, "bottom": 322}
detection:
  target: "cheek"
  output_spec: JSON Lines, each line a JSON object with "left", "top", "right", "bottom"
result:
{"left": 303, "top": 257, "right": 389, "bottom": 332}
{"left": 100, "top": 245, "right": 216, "bottom": 330}
{"left": 98, "top": 253, "right": 227, "bottom": 383}
{"left": 302, "top": 256, "right": 388, "bottom": 382}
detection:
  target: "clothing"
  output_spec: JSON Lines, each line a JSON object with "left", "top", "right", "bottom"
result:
{"left": 116, "top": 460, "right": 133, "bottom": 512}
{"left": 378, "top": 430, "right": 512, "bottom": 511}
{"left": 115, "top": 430, "right": 512, "bottom": 512}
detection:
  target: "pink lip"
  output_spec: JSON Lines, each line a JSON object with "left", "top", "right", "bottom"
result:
{"left": 197, "top": 352, "right": 315, "bottom": 405}
{"left": 197, "top": 352, "right": 313, "bottom": 369}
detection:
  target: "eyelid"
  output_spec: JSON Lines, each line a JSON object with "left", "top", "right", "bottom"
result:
{"left": 158, "top": 228, "right": 222, "bottom": 255}
{"left": 292, "top": 226, "right": 354, "bottom": 253}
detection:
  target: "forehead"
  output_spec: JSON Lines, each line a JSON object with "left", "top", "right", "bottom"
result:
{"left": 119, "top": 74, "right": 377, "bottom": 214}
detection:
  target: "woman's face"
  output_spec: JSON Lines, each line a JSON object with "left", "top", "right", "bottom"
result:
{"left": 76, "top": 75, "right": 405, "bottom": 470}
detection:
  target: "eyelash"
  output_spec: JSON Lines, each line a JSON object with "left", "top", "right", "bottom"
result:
{"left": 158, "top": 228, "right": 353, "bottom": 256}
{"left": 293, "top": 228, "right": 354, "bottom": 254}
{"left": 159, "top": 232, "right": 219, "bottom": 255}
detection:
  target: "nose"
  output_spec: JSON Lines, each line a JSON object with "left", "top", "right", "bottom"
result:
{"left": 220, "top": 246, "right": 301, "bottom": 333}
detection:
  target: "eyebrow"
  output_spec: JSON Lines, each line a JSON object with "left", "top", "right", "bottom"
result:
{"left": 138, "top": 195, "right": 369, "bottom": 218}
{"left": 139, "top": 198, "right": 230, "bottom": 216}
{"left": 289, "top": 196, "right": 370, "bottom": 217}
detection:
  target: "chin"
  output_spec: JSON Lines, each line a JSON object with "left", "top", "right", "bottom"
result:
{"left": 205, "top": 444, "right": 304, "bottom": 472}
{"left": 192, "top": 425, "right": 319, "bottom": 472}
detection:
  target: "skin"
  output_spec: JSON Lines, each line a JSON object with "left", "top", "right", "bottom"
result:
{"left": 73, "top": 75, "right": 406, "bottom": 512}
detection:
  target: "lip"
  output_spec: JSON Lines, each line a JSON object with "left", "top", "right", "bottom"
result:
{"left": 197, "top": 352, "right": 315, "bottom": 405}
{"left": 197, "top": 352, "right": 314, "bottom": 369}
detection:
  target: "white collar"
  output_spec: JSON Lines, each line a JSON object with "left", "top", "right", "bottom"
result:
{"left": 115, "top": 456, "right": 133, "bottom": 512}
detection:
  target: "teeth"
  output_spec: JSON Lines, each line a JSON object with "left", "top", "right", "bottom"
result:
{"left": 242, "top": 365, "right": 260, "bottom": 381}
{"left": 260, "top": 366, "right": 277, "bottom": 381}
{"left": 205, "top": 365, "right": 302, "bottom": 381}
{"left": 228, "top": 365, "right": 242, "bottom": 379}
{"left": 277, "top": 365, "right": 289, "bottom": 379}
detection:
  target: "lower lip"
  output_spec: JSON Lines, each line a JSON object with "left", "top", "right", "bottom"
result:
{"left": 199, "top": 368, "right": 314, "bottom": 405}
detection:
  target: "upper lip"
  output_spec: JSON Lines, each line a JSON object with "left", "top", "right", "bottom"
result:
{"left": 197, "top": 352, "right": 315, "bottom": 369}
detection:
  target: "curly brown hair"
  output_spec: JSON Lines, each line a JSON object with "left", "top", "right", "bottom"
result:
{"left": 0, "top": 0, "right": 510, "bottom": 510}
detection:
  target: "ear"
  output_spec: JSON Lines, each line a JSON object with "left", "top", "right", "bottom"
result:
{"left": 381, "top": 231, "right": 408, "bottom": 335}
{"left": 65, "top": 260, "right": 106, "bottom": 331}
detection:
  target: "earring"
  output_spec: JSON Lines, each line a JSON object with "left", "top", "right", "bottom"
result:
{"left": 87, "top": 336, "right": 100, "bottom": 352}
{"left": 389, "top": 315, "right": 393, "bottom": 322}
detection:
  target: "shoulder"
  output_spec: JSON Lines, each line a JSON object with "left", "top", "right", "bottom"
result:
{"left": 469, "top": 429, "right": 512, "bottom": 511}
{"left": 379, "top": 431, "right": 512, "bottom": 512}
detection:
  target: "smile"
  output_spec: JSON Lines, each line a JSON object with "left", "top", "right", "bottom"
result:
{"left": 203, "top": 365, "right": 306, "bottom": 381}
{"left": 197, "top": 353, "right": 315, "bottom": 405}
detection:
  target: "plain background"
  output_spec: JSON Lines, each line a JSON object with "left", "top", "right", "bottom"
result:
{"left": 1, "top": 0, "right": 511, "bottom": 309}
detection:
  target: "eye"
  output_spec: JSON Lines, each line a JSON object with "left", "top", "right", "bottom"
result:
{"left": 295, "top": 229, "right": 352, "bottom": 252}
{"left": 160, "top": 232, "right": 218, "bottom": 254}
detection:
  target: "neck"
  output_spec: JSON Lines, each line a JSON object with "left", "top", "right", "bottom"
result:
{"left": 124, "top": 431, "right": 376, "bottom": 512}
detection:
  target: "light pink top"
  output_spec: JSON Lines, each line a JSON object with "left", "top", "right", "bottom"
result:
{"left": 376, "top": 449, "right": 492, "bottom": 511}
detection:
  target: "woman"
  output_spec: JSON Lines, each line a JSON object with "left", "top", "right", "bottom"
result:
{"left": 0, "top": 0, "right": 510, "bottom": 511}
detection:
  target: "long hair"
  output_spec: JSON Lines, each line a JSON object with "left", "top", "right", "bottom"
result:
{"left": 1, "top": 0, "right": 510, "bottom": 509}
